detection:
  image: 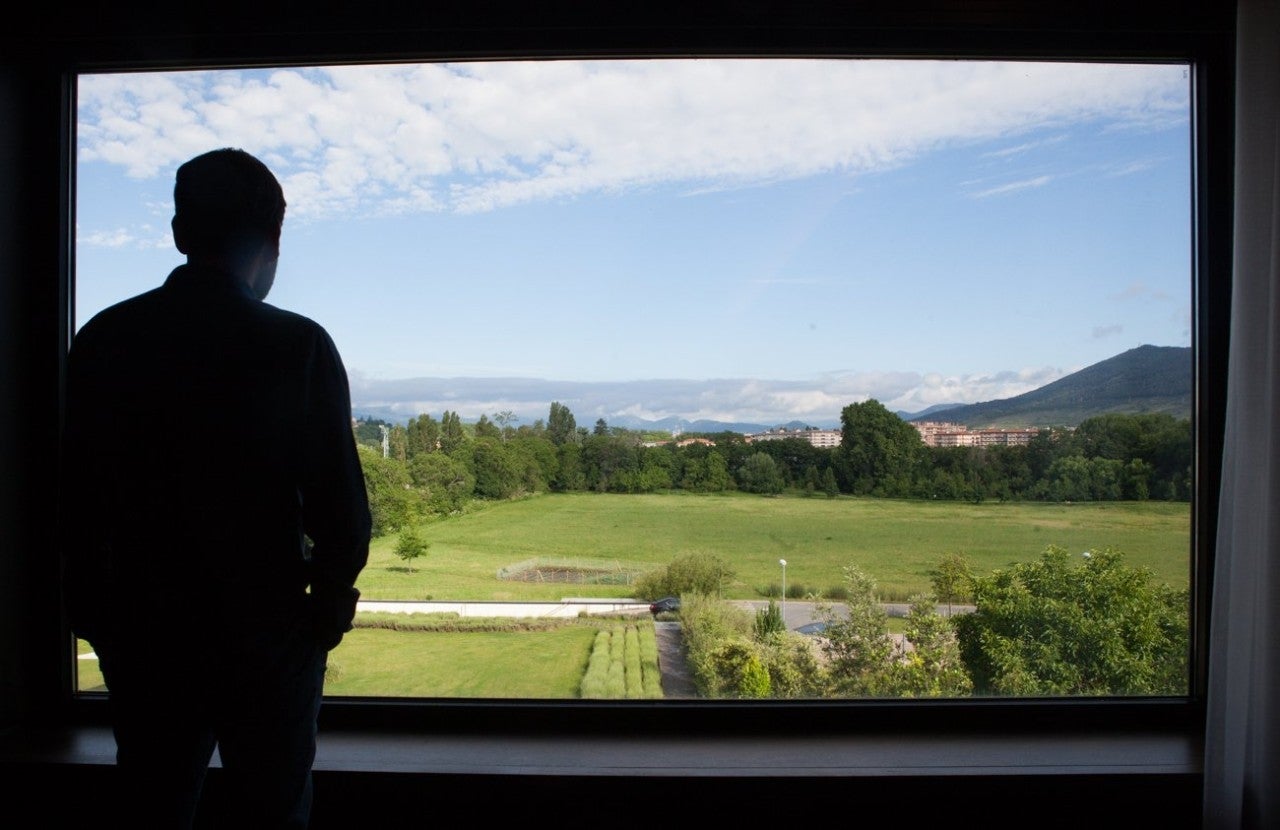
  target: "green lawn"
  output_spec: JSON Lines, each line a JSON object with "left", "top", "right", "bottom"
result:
{"left": 358, "top": 491, "right": 1190, "bottom": 602}
{"left": 323, "top": 624, "right": 598, "bottom": 698}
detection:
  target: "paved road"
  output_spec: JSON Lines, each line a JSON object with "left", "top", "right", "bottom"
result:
{"left": 729, "top": 599, "right": 974, "bottom": 631}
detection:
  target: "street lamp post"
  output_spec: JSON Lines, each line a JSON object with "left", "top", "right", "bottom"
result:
{"left": 779, "top": 558, "right": 787, "bottom": 624}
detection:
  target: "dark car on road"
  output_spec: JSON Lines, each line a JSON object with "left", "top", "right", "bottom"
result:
{"left": 649, "top": 596, "right": 681, "bottom": 615}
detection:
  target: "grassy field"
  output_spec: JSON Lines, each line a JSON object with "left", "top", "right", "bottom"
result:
{"left": 73, "top": 493, "right": 1190, "bottom": 697}
{"left": 357, "top": 491, "right": 1191, "bottom": 602}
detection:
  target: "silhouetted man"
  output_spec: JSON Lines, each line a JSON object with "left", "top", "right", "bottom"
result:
{"left": 62, "top": 148, "right": 371, "bottom": 827}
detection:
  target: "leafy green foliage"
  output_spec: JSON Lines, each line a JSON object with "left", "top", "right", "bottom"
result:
{"left": 929, "top": 552, "right": 975, "bottom": 612}
{"left": 394, "top": 525, "right": 429, "bottom": 569}
{"left": 633, "top": 551, "right": 735, "bottom": 601}
{"left": 891, "top": 594, "right": 972, "bottom": 697}
{"left": 547, "top": 401, "right": 578, "bottom": 446}
{"left": 709, "top": 640, "right": 772, "bottom": 698}
{"left": 407, "top": 451, "right": 475, "bottom": 514}
{"left": 753, "top": 600, "right": 786, "bottom": 639}
{"left": 737, "top": 452, "right": 785, "bottom": 494}
{"left": 357, "top": 444, "right": 416, "bottom": 536}
{"left": 837, "top": 399, "right": 925, "bottom": 496}
{"left": 818, "top": 565, "right": 897, "bottom": 695}
{"left": 953, "top": 545, "right": 1189, "bottom": 696}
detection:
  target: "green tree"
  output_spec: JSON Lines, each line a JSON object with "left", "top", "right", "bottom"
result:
{"left": 820, "top": 467, "right": 840, "bottom": 498}
{"left": 356, "top": 444, "right": 415, "bottom": 536}
{"left": 405, "top": 413, "right": 439, "bottom": 458}
{"left": 438, "top": 410, "right": 466, "bottom": 455}
{"left": 929, "top": 552, "right": 974, "bottom": 614}
{"left": 407, "top": 451, "right": 475, "bottom": 514}
{"left": 386, "top": 424, "right": 408, "bottom": 463}
{"left": 551, "top": 442, "right": 585, "bottom": 491}
{"left": 818, "top": 564, "right": 896, "bottom": 696}
{"left": 953, "top": 545, "right": 1189, "bottom": 696}
{"left": 736, "top": 451, "right": 785, "bottom": 495}
{"left": 474, "top": 413, "right": 501, "bottom": 440}
{"left": 394, "top": 524, "right": 429, "bottom": 570}
{"left": 467, "top": 437, "right": 521, "bottom": 499}
{"left": 547, "top": 401, "right": 578, "bottom": 446}
{"left": 892, "top": 594, "right": 973, "bottom": 697}
{"left": 837, "top": 399, "right": 924, "bottom": 496}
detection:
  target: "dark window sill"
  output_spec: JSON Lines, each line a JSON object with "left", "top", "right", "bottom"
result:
{"left": 2, "top": 702, "right": 1204, "bottom": 826}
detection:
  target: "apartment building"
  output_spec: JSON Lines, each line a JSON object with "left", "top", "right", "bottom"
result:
{"left": 745, "top": 427, "right": 842, "bottom": 448}
{"left": 912, "top": 421, "right": 1040, "bottom": 448}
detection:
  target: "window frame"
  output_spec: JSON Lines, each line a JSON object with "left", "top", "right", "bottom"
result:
{"left": 45, "top": 1, "right": 1233, "bottom": 743}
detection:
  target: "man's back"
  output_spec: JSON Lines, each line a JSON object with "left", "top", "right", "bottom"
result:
{"left": 65, "top": 262, "right": 368, "bottom": 635}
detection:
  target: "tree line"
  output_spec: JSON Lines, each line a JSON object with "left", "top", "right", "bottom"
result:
{"left": 353, "top": 400, "right": 1191, "bottom": 536}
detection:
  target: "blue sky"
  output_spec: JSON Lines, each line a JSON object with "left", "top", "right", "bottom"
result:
{"left": 74, "top": 59, "right": 1191, "bottom": 428}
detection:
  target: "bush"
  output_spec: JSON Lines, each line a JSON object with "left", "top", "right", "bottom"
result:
{"left": 954, "top": 545, "right": 1188, "bottom": 696}
{"left": 633, "top": 551, "right": 735, "bottom": 600}
{"left": 754, "top": 600, "right": 785, "bottom": 640}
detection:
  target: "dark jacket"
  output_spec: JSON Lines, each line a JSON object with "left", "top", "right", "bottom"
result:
{"left": 61, "top": 263, "right": 371, "bottom": 651}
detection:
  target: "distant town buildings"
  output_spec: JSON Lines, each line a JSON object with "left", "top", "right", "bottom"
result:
{"left": 744, "top": 427, "right": 842, "bottom": 448}
{"left": 639, "top": 421, "right": 1043, "bottom": 450}
{"left": 910, "top": 421, "right": 1041, "bottom": 448}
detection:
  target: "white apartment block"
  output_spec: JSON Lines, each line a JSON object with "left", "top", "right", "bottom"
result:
{"left": 912, "top": 420, "right": 1040, "bottom": 448}
{"left": 745, "top": 427, "right": 842, "bottom": 448}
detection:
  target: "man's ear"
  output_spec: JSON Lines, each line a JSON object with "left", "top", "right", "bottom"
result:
{"left": 171, "top": 217, "right": 190, "bottom": 255}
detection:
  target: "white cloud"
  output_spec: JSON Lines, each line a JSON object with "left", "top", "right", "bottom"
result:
{"left": 1111, "top": 281, "right": 1173, "bottom": 302}
{"left": 77, "top": 225, "right": 172, "bottom": 250}
{"left": 77, "top": 60, "right": 1189, "bottom": 220}
{"left": 78, "top": 228, "right": 135, "bottom": 248}
{"left": 970, "top": 175, "right": 1052, "bottom": 198}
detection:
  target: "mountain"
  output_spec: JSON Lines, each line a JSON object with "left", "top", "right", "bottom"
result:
{"left": 913, "top": 345, "right": 1191, "bottom": 428}
{"left": 896, "top": 403, "right": 964, "bottom": 421}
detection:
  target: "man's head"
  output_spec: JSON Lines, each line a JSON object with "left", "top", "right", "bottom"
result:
{"left": 171, "top": 148, "right": 286, "bottom": 299}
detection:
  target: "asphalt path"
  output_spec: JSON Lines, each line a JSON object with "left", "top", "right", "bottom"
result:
{"left": 729, "top": 599, "right": 975, "bottom": 632}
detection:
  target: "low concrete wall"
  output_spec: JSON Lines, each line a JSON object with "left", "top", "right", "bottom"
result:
{"left": 357, "top": 599, "right": 651, "bottom": 618}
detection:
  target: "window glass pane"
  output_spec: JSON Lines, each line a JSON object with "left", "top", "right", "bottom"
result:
{"left": 73, "top": 59, "right": 1192, "bottom": 700}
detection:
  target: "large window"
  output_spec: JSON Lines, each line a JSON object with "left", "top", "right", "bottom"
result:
{"left": 72, "top": 57, "right": 1200, "bottom": 705}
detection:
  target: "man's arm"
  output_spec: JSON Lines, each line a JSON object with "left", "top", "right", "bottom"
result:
{"left": 59, "top": 327, "right": 115, "bottom": 650}
{"left": 300, "top": 328, "right": 372, "bottom": 650}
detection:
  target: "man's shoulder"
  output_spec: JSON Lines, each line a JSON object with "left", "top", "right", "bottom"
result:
{"left": 251, "top": 301, "right": 339, "bottom": 350}
{"left": 74, "top": 287, "right": 166, "bottom": 342}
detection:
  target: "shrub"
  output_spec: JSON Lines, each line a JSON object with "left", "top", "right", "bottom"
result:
{"left": 707, "top": 639, "right": 772, "bottom": 698}
{"left": 753, "top": 600, "right": 785, "bottom": 640}
{"left": 953, "top": 545, "right": 1188, "bottom": 696}
{"left": 633, "top": 551, "right": 735, "bottom": 600}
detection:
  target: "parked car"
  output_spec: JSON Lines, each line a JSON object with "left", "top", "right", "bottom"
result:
{"left": 649, "top": 596, "right": 681, "bottom": 615}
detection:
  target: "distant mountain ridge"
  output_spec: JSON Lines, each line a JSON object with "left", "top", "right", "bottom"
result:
{"left": 911, "top": 345, "right": 1191, "bottom": 428}
{"left": 353, "top": 345, "right": 1192, "bottom": 434}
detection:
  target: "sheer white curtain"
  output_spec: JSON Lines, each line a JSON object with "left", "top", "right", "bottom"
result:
{"left": 1203, "top": 1, "right": 1280, "bottom": 826}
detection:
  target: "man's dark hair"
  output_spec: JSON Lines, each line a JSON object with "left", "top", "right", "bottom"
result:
{"left": 173, "top": 147, "right": 286, "bottom": 259}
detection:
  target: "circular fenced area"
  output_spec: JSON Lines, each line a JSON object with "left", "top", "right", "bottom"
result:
{"left": 497, "top": 558, "right": 648, "bottom": 586}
